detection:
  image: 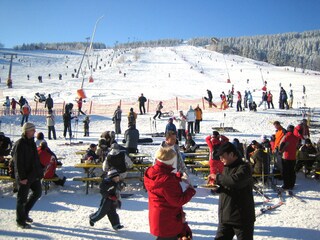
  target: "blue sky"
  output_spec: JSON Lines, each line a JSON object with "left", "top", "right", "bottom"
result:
{"left": 1, "top": 0, "right": 319, "bottom": 48}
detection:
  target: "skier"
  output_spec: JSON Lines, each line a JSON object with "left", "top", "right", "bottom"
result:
{"left": 76, "top": 97, "right": 86, "bottom": 115}
{"left": 204, "top": 89, "right": 213, "bottom": 107}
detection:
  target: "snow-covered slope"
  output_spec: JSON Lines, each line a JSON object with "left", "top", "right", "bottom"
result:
{"left": 0, "top": 45, "right": 319, "bottom": 240}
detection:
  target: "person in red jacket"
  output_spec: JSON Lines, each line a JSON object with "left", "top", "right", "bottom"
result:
{"left": 144, "top": 147, "right": 196, "bottom": 239}
{"left": 205, "top": 131, "right": 229, "bottom": 185}
{"left": 293, "top": 119, "right": 310, "bottom": 145}
{"left": 279, "top": 125, "right": 300, "bottom": 190}
{"left": 37, "top": 141, "right": 66, "bottom": 186}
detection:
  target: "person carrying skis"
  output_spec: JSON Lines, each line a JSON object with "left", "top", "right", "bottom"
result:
{"left": 204, "top": 89, "right": 213, "bottom": 108}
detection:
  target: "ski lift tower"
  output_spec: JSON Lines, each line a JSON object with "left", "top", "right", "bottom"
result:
{"left": 4, "top": 53, "right": 17, "bottom": 88}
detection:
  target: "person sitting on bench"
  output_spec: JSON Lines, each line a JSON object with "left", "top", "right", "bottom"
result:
{"left": 37, "top": 141, "right": 66, "bottom": 186}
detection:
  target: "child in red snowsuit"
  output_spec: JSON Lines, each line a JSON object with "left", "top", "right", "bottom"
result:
{"left": 205, "top": 131, "right": 229, "bottom": 185}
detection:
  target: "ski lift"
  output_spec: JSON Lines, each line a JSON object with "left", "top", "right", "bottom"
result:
{"left": 89, "top": 76, "right": 94, "bottom": 83}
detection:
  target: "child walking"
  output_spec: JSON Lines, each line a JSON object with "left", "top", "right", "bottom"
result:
{"left": 89, "top": 169, "right": 124, "bottom": 230}
{"left": 83, "top": 116, "right": 90, "bottom": 137}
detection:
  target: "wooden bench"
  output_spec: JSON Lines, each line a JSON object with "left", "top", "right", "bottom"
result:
{"left": 42, "top": 177, "right": 60, "bottom": 195}
{"left": 73, "top": 177, "right": 102, "bottom": 194}
{"left": 194, "top": 167, "right": 210, "bottom": 176}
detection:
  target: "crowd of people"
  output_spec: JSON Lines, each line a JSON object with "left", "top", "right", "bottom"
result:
{"left": 1, "top": 88, "right": 319, "bottom": 239}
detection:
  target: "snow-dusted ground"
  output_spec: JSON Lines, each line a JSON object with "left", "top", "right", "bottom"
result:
{"left": 0, "top": 45, "right": 319, "bottom": 240}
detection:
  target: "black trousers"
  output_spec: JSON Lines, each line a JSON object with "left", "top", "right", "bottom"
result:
{"left": 139, "top": 104, "right": 146, "bottom": 114}
{"left": 153, "top": 111, "right": 162, "bottom": 119}
{"left": 16, "top": 180, "right": 42, "bottom": 224}
{"left": 63, "top": 122, "right": 72, "bottom": 138}
{"left": 177, "top": 129, "right": 186, "bottom": 141}
{"left": 195, "top": 120, "right": 200, "bottom": 133}
{"left": 187, "top": 122, "right": 194, "bottom": 135}
{"left": 282, "top": 159, "right": 296, "bottom": 189}
{"left": 215, "top": 223, "right": 254, "bottom": 240}
{"left": 90, "top": 198, "right": 120, "bottom": 227}
{"left": 48, "top": 126, "right": 57, "bottom": 139}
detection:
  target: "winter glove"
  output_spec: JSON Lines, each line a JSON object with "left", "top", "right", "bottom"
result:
{"left": 181, "top": 172, "right": 191, "bottom": 185}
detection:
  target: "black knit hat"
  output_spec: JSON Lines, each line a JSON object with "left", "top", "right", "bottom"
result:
{"left": 217, "top": 142, "right": 237, "bottom": 156}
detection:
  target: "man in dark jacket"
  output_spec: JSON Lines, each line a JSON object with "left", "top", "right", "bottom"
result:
{"left": 63, "top": 109, "right": 77, "bottom": 139}
{"left": 44, "top": 94, "right": 54, "bottom": 112}
{"left": 12, "top": 122, "right": 43, "bottom": 229}
{"left": 138, "top": 93, "right": 147, "bottom": 115}
{"left": 208, "top": 142, "right": 255, "bottom": 240}
{"left": 124, "top": 125, "right": 139, "bottom": 154}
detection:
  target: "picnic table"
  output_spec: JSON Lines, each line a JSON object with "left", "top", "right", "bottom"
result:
{"left": 129, "top": 153, "right": 151, "bottom": 163}
{"left": 0, "top": 162, "right": 8, "bottom": 176}
{"left": 74, "top": 161, "right": 152, "bottom": 194}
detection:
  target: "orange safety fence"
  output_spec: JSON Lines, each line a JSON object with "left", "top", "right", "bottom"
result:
{"left": 0, "top": 98, "right": 226, "bottom": 117}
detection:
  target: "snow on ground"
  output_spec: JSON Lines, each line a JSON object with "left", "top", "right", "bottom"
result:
{"left": 0, "top": 45, "right": 319, "bottom": 240}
